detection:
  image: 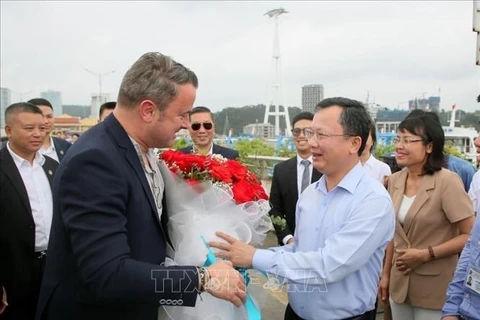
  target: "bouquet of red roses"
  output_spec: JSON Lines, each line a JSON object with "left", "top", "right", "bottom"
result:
{"left": 160, "top": 149, "right": 268, "bottom": 204}
{"left": 157, "top": 150, "right": 272, "bottom": 320}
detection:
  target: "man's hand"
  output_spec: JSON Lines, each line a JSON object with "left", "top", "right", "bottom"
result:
{"left": 395, "top": 248, "right": 429, "bottom": 275}
{"left": 209, "top": 232, "right": 256, "bottom": 268}
{"left": 377, "top": 276, "right": 389, "bottom": 306}
{"left": 0, "top": 286, "right": 7, "bottom": 314}
{"left": 287, "top": 238, "right": 295, "bottom": 245}
{"left": 442, "top": 316, "right": 460, "bottom": 320}
{"left": 205, "top": 260, "right": 246, "bottom": 307}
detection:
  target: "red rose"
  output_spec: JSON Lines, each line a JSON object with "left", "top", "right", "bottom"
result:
{"left": 226, "top": 160, "right": 248, "bottom": 182}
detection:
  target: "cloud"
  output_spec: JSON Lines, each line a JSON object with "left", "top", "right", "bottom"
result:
{"left": 1, "top": 1, "right": 479, "bottom": 113}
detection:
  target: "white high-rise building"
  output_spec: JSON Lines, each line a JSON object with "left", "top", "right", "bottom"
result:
{"left": 90, "top": 93, "right": 110, "bottom": 119}
{"left": 1, "top": 88, "right": 12, "bottom": 129}
{"left": 41, "top": 90, "right": 63, "bottom": 117}
{"left": 302, "top": 84, "right": 324, "bottom": 113}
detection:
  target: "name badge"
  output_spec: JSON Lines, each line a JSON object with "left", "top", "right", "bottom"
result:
{"left": 466, "top": 267, "right": 480, "bottom": 295}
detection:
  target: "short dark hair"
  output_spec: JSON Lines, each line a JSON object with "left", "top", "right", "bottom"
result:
{"left": 397, "top": 115, "right": 445, "bottom": 175}
{"left": 5, "top": 102, "right": 44, "bottom": 125}
{"left": 315, "top": 97, "right": 372, "bottom": 156}
{"left": 291, "top": 111, "right": 314, "bottom": 127}
{"left": 189, "top": 106, "right": 214, "bottom": 122}
{"left": 369, "top": 122, "right": 377, "bottom": 152}
{"left": 27, "top": 98, "right": 53, "bottom": 110}
{"left": 99, "top": 101, "right": 116, "bottom": 119}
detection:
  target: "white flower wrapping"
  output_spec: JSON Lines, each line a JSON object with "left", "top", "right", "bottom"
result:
{"left": 157, "top": 161, "right": 272, "bottom": 320}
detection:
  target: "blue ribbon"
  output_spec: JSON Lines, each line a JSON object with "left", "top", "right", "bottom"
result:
{"left": 200, "top": 236, "right": 262, "bottom": 320}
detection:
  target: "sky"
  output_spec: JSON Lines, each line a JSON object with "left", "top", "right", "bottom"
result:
{"left": 1, "top": 1, "right": 480, "bottom": 113}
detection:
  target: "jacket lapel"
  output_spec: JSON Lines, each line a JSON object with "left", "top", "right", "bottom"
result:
{"left": 288, "top": 158, "right": 299, "bottom": 199}
{"left": 402, "top": 174, "right": 435, "bottom": 235}
{"left": 391, "top": 170, "right": 410, "bottom": 245}
{"left": 52, "top": 137, "right": 65, "bottom": 162}
{"left": 311, "top": 167, "right": 322, "bottom": 183}
{"left": 105, "top": 116, "right": 162, "bottom": 227}
{"left": 0, "top": 148, "right": 32, "bottom": 217}
{"left": 41, "top": 157, "right": 57, "bottom": 189}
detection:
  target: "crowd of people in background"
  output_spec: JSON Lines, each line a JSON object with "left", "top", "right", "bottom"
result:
{"left": 0, "top": 51, "right": 479, "bottom": 320}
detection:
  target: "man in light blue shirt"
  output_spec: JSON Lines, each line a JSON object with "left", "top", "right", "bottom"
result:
{"left": 211, "top": 97, "right": 395, "bottom": 320}
{"left": 442, "top": 214, "right": 480, "bottom": 320}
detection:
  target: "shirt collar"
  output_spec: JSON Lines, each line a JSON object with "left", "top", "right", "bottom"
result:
{"left": 364, "top": 154, "right": 375, "bottom": 168}
{"left": 296, "top": 154, "right": 313, "bottom": 165}
{"left": 7, "top": 142, "right": 46, "bottom": 167}
{"left": 193, "top": 142, "right": 213, "bottom": 155}
{"left": 128, "top": 136, "right": 156, "bottom": 173}
{"left": 316, "top": 161, "right": 365, "bottom": 195}
{"left": 49, "top": 136, "right": 56, "bottom": 151}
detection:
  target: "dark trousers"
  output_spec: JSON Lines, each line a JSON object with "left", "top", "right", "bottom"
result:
{"left": 284, "top": 304, "right": 376, "bottom": 320}
{"left": 1, "top": 252, "right": 46, "bottom": 320}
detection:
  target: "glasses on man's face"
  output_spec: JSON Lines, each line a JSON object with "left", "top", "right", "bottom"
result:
{"left": 291, "top": 127, "right": 310, "bottom": 137}
{"left": 392, "top": 137, "right": 423, "bottom": 145}
{"left": 191, "top": 122, "right": 213, "bottom": 131}
{"left": 303, "top": 128, "right": 352, "bottom": 141}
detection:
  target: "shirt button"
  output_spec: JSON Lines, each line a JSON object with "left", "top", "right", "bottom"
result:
{"left": 465, "top": 293, "right": 470, "bottom": 298}
{"left": 477, "top": 240, "right": 480, "bottom": 246}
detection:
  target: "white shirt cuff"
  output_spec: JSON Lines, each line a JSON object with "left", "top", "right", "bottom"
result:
{"left": 252, "top": 248, "right": 276, "bottom": 272}
{"left": 282, "top": 234, "right": 294, "bottom": 245}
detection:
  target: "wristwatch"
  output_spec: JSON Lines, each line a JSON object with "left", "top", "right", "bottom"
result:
{"left": 198, "top": 267, "right": 208, "bottom": 292}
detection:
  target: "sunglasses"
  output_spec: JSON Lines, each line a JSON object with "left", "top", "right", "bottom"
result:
{"left": 191, "top": 122, "right": 213, "bottom": 131}
{"left": 291, "top": 127, "right": 309, "bottom": 137}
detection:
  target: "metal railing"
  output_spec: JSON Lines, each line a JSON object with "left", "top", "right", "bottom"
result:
{"left": 244, "top": 155, "right": 288, "bottom": 180}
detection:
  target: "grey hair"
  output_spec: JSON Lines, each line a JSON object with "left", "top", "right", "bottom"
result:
{"left": 117, "top": 52, "right": 198, "bottom": 110}
{"left": 315, "top": 97, "right": 373, "bottom": 156}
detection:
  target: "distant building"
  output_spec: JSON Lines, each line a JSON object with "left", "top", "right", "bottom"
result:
{"left": 408, "top": 96, "right": 441, "bottom": 112}
{"left": 0, "top": 88, "right": 11, "bottom": 129}
{"left": 41, "top": 90, "right": 63, "bottom": 117}
{"left": 375, "top": 109, "right": 410, "bottom": 134}
{"left": 90, "top": 94, "right": 110, "bottom": 119}
{"left": 302, "top": 84, "right": 324, "bottom": 113}
{"left": 63, "top": 105, "right": 91, "bottom": 119}
{"left": 243, "top": 122, "right": 275, "bottom": 139}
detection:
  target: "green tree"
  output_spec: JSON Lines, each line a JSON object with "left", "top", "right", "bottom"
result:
{"left": 172, "top": 137, "right": 188, "bottom": 150}
{"left": 374, "top": 144, "right": 395, "bottom": 159}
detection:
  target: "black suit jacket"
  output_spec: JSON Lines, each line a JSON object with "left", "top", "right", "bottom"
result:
{"left": 52, "top": 137, "right": 71, "bottom": 162}
{"left": 179, "top": 144, "right": 239, "bottom": 160}
{"left": 269, "top": 157, "right": 322, "bottom": 245}
{"left": 36, "top": 115, "right": 199, "bottom": 320}
{"left": 0, "top": 148, "right": 58, "bottom": 320}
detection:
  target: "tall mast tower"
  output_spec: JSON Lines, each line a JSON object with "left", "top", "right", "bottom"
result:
{"left": 263, "top": 8, "right": 291, "bottom": 137}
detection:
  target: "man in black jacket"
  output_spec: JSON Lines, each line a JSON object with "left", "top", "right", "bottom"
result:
{"left": 27, "top": 98, "right": 71, "bottom": 162}
{"left": 179, "top": 106, "right": 239, "bottom": 160}
{"left": 269, "top": 112, "right": 322, "bottom": 245}
{"left": 0, "top": 102, "right": 58, "bottom": 319}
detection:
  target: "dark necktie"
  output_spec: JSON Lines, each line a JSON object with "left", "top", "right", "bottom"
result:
{"left": 301, "top": 160, "right": 311, "bottom": 193}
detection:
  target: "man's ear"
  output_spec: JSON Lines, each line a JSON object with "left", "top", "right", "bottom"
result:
{"left": 138, "top": 100, "right": 156, "bottom": 123}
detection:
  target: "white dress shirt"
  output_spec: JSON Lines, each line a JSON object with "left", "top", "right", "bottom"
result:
{"left": 39, "top": 136, "right": 59, "bottom": 163}
{"left": 7, "top": 143, "right": 53, "bottom": 252}
{"left": 363, "top": 154, "right": 392, "bottom": 184}
{"left": 468, "top": 170, "right": 480, "bottom": 213}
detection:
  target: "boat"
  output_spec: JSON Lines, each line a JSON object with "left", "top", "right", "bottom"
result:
{"left": 443, "top": 105, "right": 478, "bottom": 164}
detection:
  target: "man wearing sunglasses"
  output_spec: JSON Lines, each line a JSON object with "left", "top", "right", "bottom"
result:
{"left": 269, "top": 112, "right": 322, "bottom": 246}
{"left": 180, "top": 106, "right": 239, "bottom": 160}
